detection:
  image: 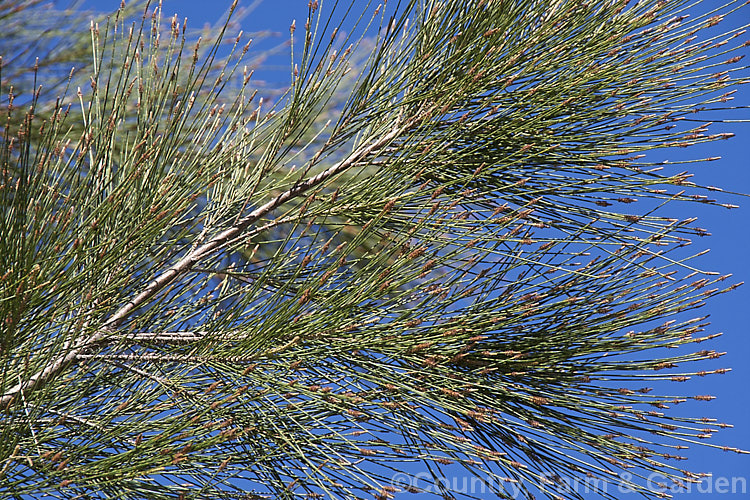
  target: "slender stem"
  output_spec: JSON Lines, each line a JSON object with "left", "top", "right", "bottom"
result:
{"left": 0, "top": 121, "right": 406, "bottom": 410}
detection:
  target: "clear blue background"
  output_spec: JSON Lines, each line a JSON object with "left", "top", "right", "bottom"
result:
{"left": 81, "top": 0, "right": 750, "bottom": 496}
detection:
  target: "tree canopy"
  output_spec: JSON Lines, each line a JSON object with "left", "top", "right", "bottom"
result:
{"left": 1, "top": 0, "right": 748, "bottom": 498}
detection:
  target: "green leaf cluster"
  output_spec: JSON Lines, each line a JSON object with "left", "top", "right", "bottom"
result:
{"left": 1, "top": 0, "right": 748, "bottom": 498}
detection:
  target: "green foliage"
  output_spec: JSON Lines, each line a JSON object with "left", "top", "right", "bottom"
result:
{"left": 1, "top": 0, "right": 748, "bottom": 498}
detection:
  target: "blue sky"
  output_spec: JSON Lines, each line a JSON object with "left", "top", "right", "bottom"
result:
{"left": 83, "top": 0, "right": 750, "bottom": 496}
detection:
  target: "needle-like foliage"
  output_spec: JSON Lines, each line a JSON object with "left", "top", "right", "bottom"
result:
{"left": 1, "top": 0, "right": 748, "bottom": 498}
